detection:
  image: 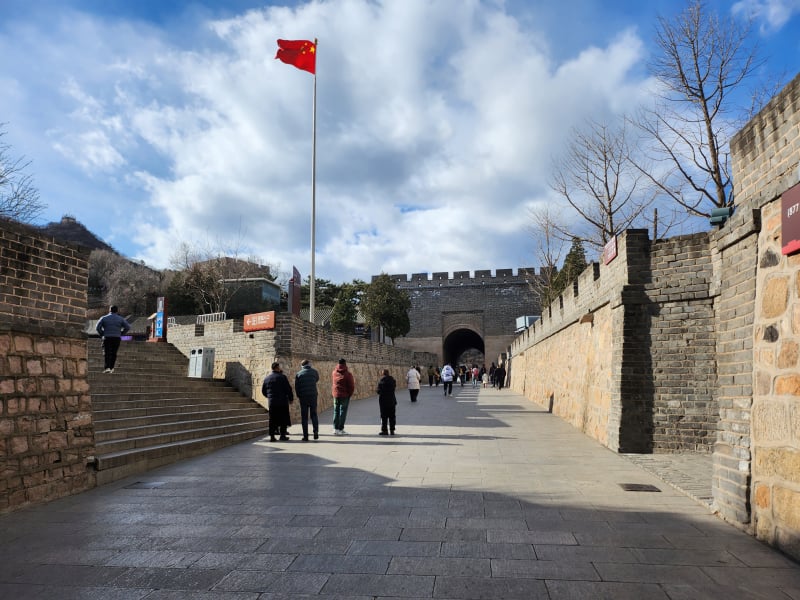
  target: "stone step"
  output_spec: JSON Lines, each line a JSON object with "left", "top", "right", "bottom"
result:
{"left": 88, "top": 380, "right": 236, "bottom": 394}
{"left": 95, "top": 420, "right": 267, "bottom": 455}
{"left": 92, "top": 391, "right": 244, "bottom": 405}
{"left": 88, "top": 340, "right": 268, "bottom": 485}
{"left": 94, "top": 430, "right": 267, "bottom": 487}
{"left": 94, "top": 406, "right": 266, "bottom": 426}
{"left": 95, "top": 413, "right": 269, "bottom": 443}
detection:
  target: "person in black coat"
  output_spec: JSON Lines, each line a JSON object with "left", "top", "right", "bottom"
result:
{"left": 262, "top": 362, "right": 293, "bottom": 441}
{"left": 376, "top": 369, "right": 397, "bottom": 436}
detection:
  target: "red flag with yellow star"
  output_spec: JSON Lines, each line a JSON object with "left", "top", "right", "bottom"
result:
{"left": 275, "top": 39, "right": 316, "bottom": 74}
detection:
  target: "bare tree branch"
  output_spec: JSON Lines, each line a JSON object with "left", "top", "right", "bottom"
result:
{"left": 635, "top": 0, "right": 764, "bottom": 216}
{"left": 549, "top": 117, "right": 654, "bottom": 253}
{"left": 0, "top": 126, "right": 45, "bottom": 223}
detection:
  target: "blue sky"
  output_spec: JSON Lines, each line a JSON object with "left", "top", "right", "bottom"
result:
{"left": 1, "top": 0, "right": 798, "bottom": 284}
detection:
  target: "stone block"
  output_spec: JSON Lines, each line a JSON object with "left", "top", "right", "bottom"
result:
{"left": 773, "top": 486, "right": 800, "bottom": 530}
{"left": 755, "top": 447, "right": 800, "bottom": 480}
{"left": 775, "top": 375, "right": 800, "bottom": 396}
{"left": 752, "top": 401, "right": 790, "bottom": 441}
{"left": 777, "top": 341, "right": 799, "bottom": 368}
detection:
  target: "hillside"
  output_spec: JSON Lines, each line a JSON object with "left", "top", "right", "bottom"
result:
{"left": 40, "top": 215, "right": 115, "bottom": 252}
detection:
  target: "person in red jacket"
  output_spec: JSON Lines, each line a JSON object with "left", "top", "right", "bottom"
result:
{"left": 331, "top": 358, "right": 355, "bottom": 435}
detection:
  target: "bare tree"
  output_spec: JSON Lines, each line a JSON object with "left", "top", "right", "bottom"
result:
{"left": 170, "top": 239, "right": 275, "bottom": 315}
{"left": 635, "top": 0, "right": 763, "bottom": 216}
{"left": 526, "top": 205, "right": 565, "bottom": 308}
{"left": 0, "top": 126, "right": 45, "bottom": 223}
{"left": 549, "top": 118, "right": 654, "bottom": 252}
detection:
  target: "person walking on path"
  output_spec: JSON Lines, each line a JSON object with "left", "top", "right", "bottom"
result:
{"left": 262, "top": 362, "right": 293, "bottom": 442}
{"left": 95, "top": 305, "right": 131, "bottom": 373}
{"left": 332, "top": 358, "right": 355, "bottom": 435}
{"left": 377, "top": 369, "right": 397, "bottom": 435}
{"left": 406, "top": 365, "right": 421, "bottom": 402}
{"left": 294, "top": 359, "right": 320, "bottom": 441}
{"left": 472, "top": 365, "right": 480, "bottom": 388}
{"left": 441, "top": 363, "right": 456, "bottom": 396}
{"left": 426, "top": 365, "right": 435, "bottom": 387}
{"left": 495, "top": 363, "right": 507, "bottom": 390}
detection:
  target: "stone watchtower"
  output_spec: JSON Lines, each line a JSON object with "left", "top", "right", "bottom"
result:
{"left": 380, "top": 269, "right": 542, "bottom": 367}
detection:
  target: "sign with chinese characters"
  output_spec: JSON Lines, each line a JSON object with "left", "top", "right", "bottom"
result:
{"left": 150, "top": 296, "right": 167, "bottom": 342}
{"left": 602, "top": 235, "right": 618, "bottom": 265}
{"left": 243, "top": 311, "right": 275, "bottom": 332}
{"left": 781, "top": 182, "right": 800, "bottom": 255}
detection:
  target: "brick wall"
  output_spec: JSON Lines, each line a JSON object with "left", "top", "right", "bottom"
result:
{"left": 732, "top": 71, "right": 800, "bottom": 559}
{"left": 509, "top": 229, "right": 718, "bottom": 454}
{"left": 0, "top": 219, "right": 95, "bottom": 512}
{"left": 643, "top": 233, "right": 718, "bottom": 452}
{"left": 167, "top": 313, "right": 437, "bottom": 419}
{"left": 730, "top": 71, "right": 800, "bottom": 211}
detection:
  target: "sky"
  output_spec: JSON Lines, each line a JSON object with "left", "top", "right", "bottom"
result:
{"left": 1, "top": 0, "right": 799, "bottom": 285}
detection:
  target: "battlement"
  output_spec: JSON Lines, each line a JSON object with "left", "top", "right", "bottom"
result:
{"left": 376, "top": 267, "right": 544, "bottom": 286}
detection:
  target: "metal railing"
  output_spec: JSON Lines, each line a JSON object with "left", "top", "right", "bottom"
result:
{"left": 196, "top": 312, "right": 227, "bottom": 324}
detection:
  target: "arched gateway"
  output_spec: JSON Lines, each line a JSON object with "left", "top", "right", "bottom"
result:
{"left": 377, "top": 269, "right": 542, "bottom": 368}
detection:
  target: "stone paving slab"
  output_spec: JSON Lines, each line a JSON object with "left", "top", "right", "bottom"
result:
{"left": 0, "top": 383, "right": 798, "bottom": 599}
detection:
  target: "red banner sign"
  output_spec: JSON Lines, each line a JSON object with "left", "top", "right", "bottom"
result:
{"left": 243, "top": 311, "right": 275, "bottom": 332}
{"left": 782, "top": 183, "right": 800, "bottom": 255}
{"left": 602, "top": 235, "right": 618, "bottom": 265}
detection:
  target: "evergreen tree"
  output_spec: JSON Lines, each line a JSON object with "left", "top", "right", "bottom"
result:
{"left": 329, "top": 284, "right": 359, "bottom": 334}
{"left": 550, "top": 237, "right": 587, "bottom": 302}
{"left": 360, "top": 273, "right": 411, "bottom": 343}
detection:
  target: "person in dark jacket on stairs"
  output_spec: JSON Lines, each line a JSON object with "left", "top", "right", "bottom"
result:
{"left": 294, "top": 359, "right": 320, "bottom": 441}
{"left": 262, "top": 362, "right": 293, "bottom": 441}
{"left": 95, "top": 305, "right": 131, "bottom": 373}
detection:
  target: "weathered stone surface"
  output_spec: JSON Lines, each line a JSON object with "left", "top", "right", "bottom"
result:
{"left": 755, "top": 447, "right": 800, "bottom": 480}
{"left": 777, "top": 341, "right": 799, "bottom": 368}
{"left": 752, "top": 401, "right": 789, "bottom": 441}
{"left": 773, "top": 486, "right": 800, "bottom": 529}
{"left": 754, "top": 483, "right": 771, "bottom": 509}
{"left": 762, "top": 277, "right": 789, "bottom": 318}
{"left": 775, "top": 375, "right": 800, "bottom": 396}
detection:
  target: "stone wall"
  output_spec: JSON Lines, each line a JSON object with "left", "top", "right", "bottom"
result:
{"left": 642, "top": 233, "right": 718, "bottom": 452}
{"left": 391, "top": 269, "right": 541, "bottom": 364}
{"left": 509, "top": 229, "right": 718, "bottom": 455}
{"left": 731, "top": 71, "right": 800, "bottom": 558}
{"left": 0, "top": 219, "right": 95, "bottom": 512}
{"left": 167, "top": 313, "right": 437, "bottom": 419}
{"left": 507, "top": 72, "right": 800, "bottom": 559}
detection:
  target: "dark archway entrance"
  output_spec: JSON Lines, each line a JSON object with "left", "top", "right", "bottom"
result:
{"left": 443, "top": 328, "right": 485, "bottom": 367}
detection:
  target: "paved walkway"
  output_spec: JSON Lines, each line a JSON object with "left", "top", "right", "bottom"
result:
{"left": 1, "top": 383, "right": 798, "bottom": 599}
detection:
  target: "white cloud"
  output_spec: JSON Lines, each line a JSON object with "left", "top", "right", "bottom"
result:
{"left": 1, "top": 0, "right": 656, "bottom": 282}
{"left": 732, "top": 0, "right": 800, "bottom": 33}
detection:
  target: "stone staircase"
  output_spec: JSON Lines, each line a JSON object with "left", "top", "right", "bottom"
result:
{"left": 88, "top": 340, "right": 268, "bottom": 485}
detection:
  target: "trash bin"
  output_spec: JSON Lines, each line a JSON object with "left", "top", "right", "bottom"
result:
{"left": 199, "top": 347, "right": 215, "bottom": 378}
{"left": 188, "top": 347, "right": 215, "bottom": 378}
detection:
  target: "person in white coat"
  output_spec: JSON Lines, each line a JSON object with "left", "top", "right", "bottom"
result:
{"left": 440, "top": 363, "right": 456, "bottom": 396}
{"left": 406, "top": 365, "right": 421, "bottom": 402}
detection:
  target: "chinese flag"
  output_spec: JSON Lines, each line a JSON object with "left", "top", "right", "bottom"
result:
{"left": 276, "top": 39, "right": 316, "bottom": 74}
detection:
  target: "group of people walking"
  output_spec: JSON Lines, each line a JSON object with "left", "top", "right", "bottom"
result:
{"left": 422, "top": 362, "right": 507, "bottom": 390}
{"left": 261, "top": 358, "right": 508, "bottom": 441}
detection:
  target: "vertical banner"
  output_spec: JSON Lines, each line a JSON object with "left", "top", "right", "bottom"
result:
{"left": 288, "top": 266, "right": 302, "bottom": 316}
{"left": 150, "top": 296, "right": 167, "bottom": 342}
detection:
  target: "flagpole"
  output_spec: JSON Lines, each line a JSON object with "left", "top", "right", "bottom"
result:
{"left": 309, "top": 38, "right": 318, "bottom": 325}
